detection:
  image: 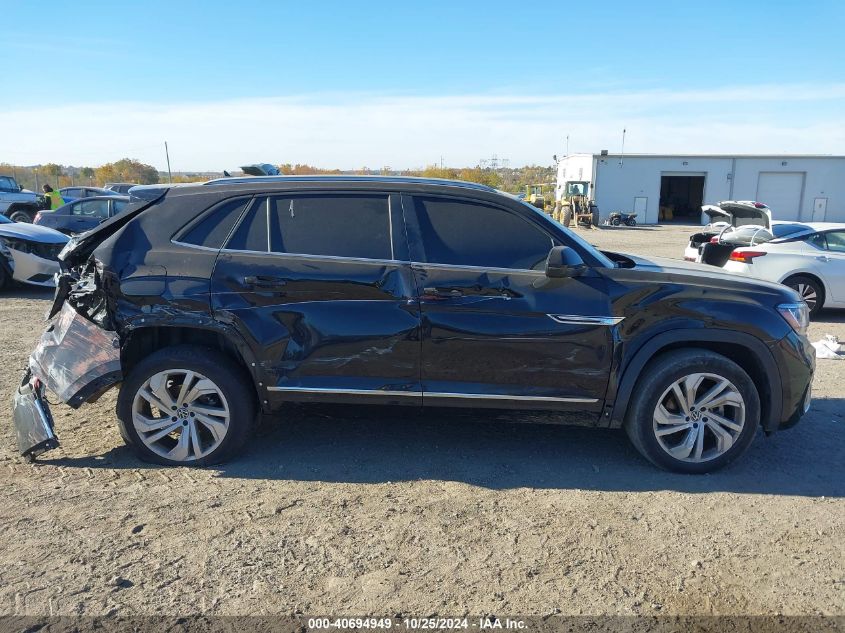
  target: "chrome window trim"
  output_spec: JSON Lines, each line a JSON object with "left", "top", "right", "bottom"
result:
{"left": 220, "top": 249, "right": 406, "bottom": 266}
{"left": 267, "top": 386, "right": 597, "bottom": 404}
{"left": 548, "top": 314, "right": 625, "bottom": 325}
{"left": 411, "top": 261, "right": 546, "bottom": 276}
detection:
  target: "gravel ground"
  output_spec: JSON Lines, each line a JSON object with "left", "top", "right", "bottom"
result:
{"left": 0, "top": 224, "right": 842, "bottom": 617}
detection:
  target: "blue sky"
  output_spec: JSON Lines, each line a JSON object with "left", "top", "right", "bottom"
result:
{"left": 2, "top": 0, "right": 843, "bottom": 170}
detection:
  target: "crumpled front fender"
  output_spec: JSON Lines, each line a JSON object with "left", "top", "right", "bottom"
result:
{"left": 30, "top": 302, "right": 123, "bottom": 408}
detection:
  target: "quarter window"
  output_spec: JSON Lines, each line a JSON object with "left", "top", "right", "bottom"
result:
{"left": 412, "top": 197, "right": 553, "bottom": 270}
{"left": 181, "top": 197, "right": 250, "bottom": 248}
{"left": 226, "top": 197, "right": 270, "bottom": 252}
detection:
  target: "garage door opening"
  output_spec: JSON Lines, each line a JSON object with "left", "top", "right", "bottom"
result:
{"left": 659, "top": 175, "right": 705, "bottom": 222}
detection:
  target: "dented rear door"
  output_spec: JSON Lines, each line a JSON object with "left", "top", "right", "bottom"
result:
{"left": 210, "top": 192, "right": 422, "bottom": 405}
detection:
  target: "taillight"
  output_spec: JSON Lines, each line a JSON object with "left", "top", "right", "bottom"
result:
{"left": 709, "top": 236, "right": 719, "bottom": 243}
{"left": 729, "top": 250, "right": 767, "bottom": 263}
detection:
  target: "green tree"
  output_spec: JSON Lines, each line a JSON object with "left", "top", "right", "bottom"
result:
{"left": 95, "top": 158, "right": 159, "bottom": 185}
{"left": 80, "top": 166, "right": 95, "bottom": 184}
{"left": 43, "top": 163, "right": 62, "bottom": 188}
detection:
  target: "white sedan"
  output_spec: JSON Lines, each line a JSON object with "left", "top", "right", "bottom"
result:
{"left": 0, "top": 215, "right": 69, "bottom": 288}
{"left": 723, "top": 223, "right": 845, "bottom": 316}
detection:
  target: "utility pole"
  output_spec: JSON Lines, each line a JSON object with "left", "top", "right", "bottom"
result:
{"left": 164, "top": 141, "right": 173, "bottom": 184}
{"left": 620, "top": 128, "right": 626, "bottom": 167}
{"left": 566, "top": 135, "right": 569, "bottom": 156}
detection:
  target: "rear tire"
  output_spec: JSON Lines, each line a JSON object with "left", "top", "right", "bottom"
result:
{"left": 624, "top": 349, "right": 760, "bottom": 473}
{"left": 783, "top": 275, "right": 823, "bottom": 317}
{"left": 611, "top": 217, "right": 621, "bottom": 226}
{"left": 116, "top": 345, "right": 256, "bottom": 466}
{"left": 562, "top": 207, "right": 572, "bottom": 228}
{"left": 627, "top": 218, "right": 637, "bottom": 226}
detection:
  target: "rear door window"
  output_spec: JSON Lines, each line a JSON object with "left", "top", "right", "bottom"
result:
{"left": 824, "top": 231, "right": 845, "bottom": 253}
{"left": 268, "top": 195, "right": 391, "bottom": 260}
{"left": 225, "top": 194, "right": 393, "bottom": 260}
{"left": 410, "top": 196, "right": 553, "bottom": 270}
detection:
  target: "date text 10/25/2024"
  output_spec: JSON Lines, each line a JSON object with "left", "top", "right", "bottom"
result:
{"left": 307, "top": 617, "right": 527, "bottom": 630}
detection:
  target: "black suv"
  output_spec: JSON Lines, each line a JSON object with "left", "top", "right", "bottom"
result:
{"left": 12, "top": 176, "right": 815, "bottom": 473}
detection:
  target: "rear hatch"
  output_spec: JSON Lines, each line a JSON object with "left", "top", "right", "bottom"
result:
{"left": 711, "top": 201, "right": 772, "bottom": 229}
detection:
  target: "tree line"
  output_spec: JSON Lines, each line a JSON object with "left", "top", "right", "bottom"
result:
{"left": 1, "top": 159, "right": 555, "bottom": 193}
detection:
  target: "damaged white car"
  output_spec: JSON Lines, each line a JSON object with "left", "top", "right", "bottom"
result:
{"left": 0, "top": 215, "right": 69, "bottom": 288}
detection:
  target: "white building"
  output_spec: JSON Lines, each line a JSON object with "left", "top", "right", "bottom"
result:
{"left": 556, "top": 153, "right": 845, "bottom": 224}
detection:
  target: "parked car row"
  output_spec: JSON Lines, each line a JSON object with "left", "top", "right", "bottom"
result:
{"left": 58, "top": 186, "right": 124, "bottom": 203}
{"left": 0, "top": 191, "right": 130, "bottom": 289}
{"left": 35, "top": 196, "right": 129, "bottom": 235}
{"left": 684, "top": 200, "right": 845, "bottom": 316}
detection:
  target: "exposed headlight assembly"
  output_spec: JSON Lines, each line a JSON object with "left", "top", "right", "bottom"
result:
{"left": 777, "top": 302, "right": 810, "bottom": 336}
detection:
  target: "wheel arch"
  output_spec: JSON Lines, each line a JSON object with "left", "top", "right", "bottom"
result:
{"left": 121, "top": 323, "right": 267, "bottom": 411}
{"left": 5, "top": 203, "right": 39, "bottom": 218}
{"left": 780, "top": 271, "right": 827, "bottom": 306}
{"left": 608, "top": 329, "right": 782, "bottom": 434}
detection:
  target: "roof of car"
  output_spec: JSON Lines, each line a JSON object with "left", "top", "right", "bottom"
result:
{"left": 799, "top": 222, "right": 845, "bottom": 231}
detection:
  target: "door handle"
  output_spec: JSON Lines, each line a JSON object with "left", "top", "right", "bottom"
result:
{"left": 816, "top": 255, "right": 830, "bottom": 263}
{"left": 244, "top": 275, "right": 288, "bottom": 290}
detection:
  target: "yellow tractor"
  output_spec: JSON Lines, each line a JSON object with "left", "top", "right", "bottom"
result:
{"left": 554, "top": 180, "right": 598, "bottom": 227}
{"left": 524, "top": 183, "right": 555, "bottom": 212}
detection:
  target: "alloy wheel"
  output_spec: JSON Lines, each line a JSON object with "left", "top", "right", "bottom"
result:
{"left": 131, "top": 369, "right": 230, "bottom": 462}
{"left": 794, "top": 283, "right": 817, "bottom": 311}
{"left": 652, "top": 372, "right": 746, "bottom": 463}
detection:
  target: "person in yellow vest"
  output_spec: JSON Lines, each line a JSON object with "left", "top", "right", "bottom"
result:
{"left": 42, "top": 184, "right": 65, "bottom": 210}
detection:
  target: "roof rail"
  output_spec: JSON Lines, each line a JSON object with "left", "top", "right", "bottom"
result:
{"left": 201, "top": 174, "right": 497, "bottom": 192}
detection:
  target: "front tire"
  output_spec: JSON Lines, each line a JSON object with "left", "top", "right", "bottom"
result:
{"left": 117, "top": 345, "right": 256, "bottom": 466}
{"left": 624, "top": 349, "right": 760, "bottom": 473}
{"left": 783, "top": 275, "right": 823, "bottom": 317}
{"left": 7, "top": 207, "right": 34, "bottom": 223}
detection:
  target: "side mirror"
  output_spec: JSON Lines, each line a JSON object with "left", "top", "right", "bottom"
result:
{"left": 545, "top": 246, "right": 586, "bottom": 278}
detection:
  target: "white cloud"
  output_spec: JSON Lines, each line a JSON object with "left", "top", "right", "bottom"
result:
{"left": 2, "top": 84, "right": 843, "bottom": 170}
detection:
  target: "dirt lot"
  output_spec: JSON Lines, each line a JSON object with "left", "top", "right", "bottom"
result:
{"left": 1, "top": 225, "right": 842, "bottom": 617}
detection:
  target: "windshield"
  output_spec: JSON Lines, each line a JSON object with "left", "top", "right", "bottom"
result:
{"left": 566, "top": 182, "right": 588, "bottom": 196}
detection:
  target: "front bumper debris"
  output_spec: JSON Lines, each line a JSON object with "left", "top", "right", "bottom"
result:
{"left": 12, "top": 373, "right": 59, "bottom": 460}
{"left": 11, "top": 302, "right": 122, "bottom": 459}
